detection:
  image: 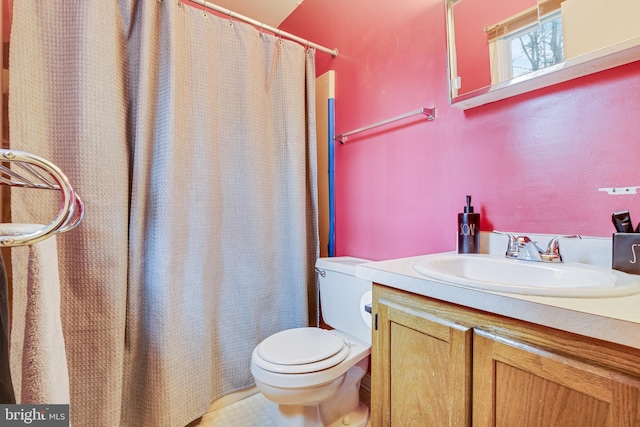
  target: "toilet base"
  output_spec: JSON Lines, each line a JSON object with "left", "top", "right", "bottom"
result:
{"left": 270, "top": 357, "right": 370, "bottom": 427}
{"left": 274, "top": 401, "right": 369, "bottom": 427}
{"left": 325, "top": 402, "right": 368, "bottom": 427}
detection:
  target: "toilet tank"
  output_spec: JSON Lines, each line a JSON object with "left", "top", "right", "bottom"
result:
{"left": 315, "top": 256, "right": 372, "bottom": 345}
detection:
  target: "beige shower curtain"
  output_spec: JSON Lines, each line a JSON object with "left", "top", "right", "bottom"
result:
{"left": 8, "top": 1, "right": 318, "bottom": 426}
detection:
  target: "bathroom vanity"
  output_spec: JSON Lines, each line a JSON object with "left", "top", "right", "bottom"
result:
{"left": 357, "top": 255, "right": 640, "bottom": 427}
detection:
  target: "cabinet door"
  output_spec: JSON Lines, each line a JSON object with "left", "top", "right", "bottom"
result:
{"left": 473, "top": 329, "right": 640, "bottom": 427}
{"left": 372, "top": 295, "right": 472, "bottom": 427}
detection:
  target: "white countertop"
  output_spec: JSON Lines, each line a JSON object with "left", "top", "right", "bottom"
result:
{"left": 356, "top": 255, "right": 640, "bottom": 350}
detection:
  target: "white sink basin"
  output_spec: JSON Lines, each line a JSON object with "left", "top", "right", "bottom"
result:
{"left": 412, "top": 253, "right": 640, "bottom": 297}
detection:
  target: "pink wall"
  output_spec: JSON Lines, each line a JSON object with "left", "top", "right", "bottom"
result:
{"left": 280, "top": 0, "right": 640, "bottom": 261}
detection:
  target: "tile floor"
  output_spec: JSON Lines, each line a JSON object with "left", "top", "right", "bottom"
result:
{"left": 187, "top": 391, "right": 277, "bottom": 427}
{"left": 186, "top": 390, "right": 371, "bottom": 427}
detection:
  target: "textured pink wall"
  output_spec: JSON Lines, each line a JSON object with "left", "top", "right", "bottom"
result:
{"left": 281, "top": 0, "right": 640, "bottom": 261}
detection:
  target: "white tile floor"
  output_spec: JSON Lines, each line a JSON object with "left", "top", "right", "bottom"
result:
{"left": 188, "top": 391, "right": 277, "bottom": 427}
{"left": 187, "top": 390, "right": 371, "bottom": 427}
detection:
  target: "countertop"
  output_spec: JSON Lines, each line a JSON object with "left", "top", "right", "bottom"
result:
{"left": 356, "top": 255, "right": 640, "bottom": 351}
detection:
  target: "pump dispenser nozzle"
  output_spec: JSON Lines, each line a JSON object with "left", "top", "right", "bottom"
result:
{"left": 464, "top": 195, "right": 474, "bottom": 213}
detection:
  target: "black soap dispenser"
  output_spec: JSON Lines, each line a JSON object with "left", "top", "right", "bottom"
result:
{"left": 458, "top": 195, "right": 480, "bottom": 254}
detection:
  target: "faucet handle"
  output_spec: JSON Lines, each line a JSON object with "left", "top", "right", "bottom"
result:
{"left": 544, "top": 235, "right": 582, "bottom": 262}
{"left": 493, "top": 231, "right": 516, "bottom": 254}
{"left": 493, "top": 231, "right": 532, "bottom": 258}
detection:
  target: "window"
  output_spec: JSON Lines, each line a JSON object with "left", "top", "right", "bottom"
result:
{"left": 485, "top": 1, "right": 566, "bottom": 84}
{"left": 504, "top": 11, "right": 564, "bottom": 79}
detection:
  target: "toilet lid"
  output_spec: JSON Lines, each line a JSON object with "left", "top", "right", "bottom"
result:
{"left": 255, "top": 328, "right": 349, "bottom": 374}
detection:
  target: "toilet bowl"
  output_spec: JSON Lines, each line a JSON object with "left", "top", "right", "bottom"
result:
{"left": 250, "top": 257, "right": 372, "bottom": 427}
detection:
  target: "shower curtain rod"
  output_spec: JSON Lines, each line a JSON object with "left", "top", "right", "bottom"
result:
{"left": 187, "top": 0, "right": 339, "bottom": 57}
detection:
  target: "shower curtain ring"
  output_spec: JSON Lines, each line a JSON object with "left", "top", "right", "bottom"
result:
{"left": 202, "top": 1, "right": 207, "bottom": 17}
{"left": 228, "top": 10, "right": 233, "bottom": 26}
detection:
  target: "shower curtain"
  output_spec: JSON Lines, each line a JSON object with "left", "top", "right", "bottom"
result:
{"left": 8, "top": 1, "right": 318, "bottom": 426}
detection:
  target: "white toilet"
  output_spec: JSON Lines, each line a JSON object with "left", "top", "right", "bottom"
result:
{"left": 250, "top": 256, "right": 373, "bottom": 427}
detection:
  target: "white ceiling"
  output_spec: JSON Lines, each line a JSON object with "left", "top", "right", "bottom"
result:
{"left": 210, "top": 0, "right": 304, "bottom": 28}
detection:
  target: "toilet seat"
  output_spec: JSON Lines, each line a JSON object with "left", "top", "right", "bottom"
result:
{"left": 254, "top": 328, "right": 349, "bottom": 374}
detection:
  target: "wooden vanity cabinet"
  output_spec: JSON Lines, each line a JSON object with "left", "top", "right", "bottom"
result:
{"left": 371, "top": 284, "right": 472, "bottom": 426}
{"left": 371, "top": 284, "right": 640, "bottom": 427}
{"left": 474, "top": 329, "right": 640, "bottom": 426}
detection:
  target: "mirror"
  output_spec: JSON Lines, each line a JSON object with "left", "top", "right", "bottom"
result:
{"left": 446, "top": 0, "right": 640, "bottom": 109}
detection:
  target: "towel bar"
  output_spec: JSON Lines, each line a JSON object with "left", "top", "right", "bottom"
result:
{"left": 333, "top": 106, "right": 436, "bottom": 143}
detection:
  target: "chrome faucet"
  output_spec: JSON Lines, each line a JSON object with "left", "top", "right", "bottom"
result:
{"left": 493, "top": 231, "right": 581, "bottom": 263}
